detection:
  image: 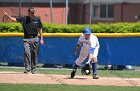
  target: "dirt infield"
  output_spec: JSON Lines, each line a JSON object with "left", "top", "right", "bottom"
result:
{"left": 0, "top": 72, "right": 140, "bottom": 86}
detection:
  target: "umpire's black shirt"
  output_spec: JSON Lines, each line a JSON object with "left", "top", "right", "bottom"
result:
{"left": 16, "top": 16, "right": 42, "bottom": 38}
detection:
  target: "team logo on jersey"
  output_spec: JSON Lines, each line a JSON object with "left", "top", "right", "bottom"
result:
{"left": 33, "top": 22, "right": 38, "bottom": 24}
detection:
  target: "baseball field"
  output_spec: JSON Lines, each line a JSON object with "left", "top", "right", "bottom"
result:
{"left": 0, "top": 66, "right": 140, "bottom": 91}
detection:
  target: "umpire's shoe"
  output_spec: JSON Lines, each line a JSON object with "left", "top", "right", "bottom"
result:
{"left": 71, "top": 70, "right": 76, "bottom": 78}
{"left": 24, "top": 70, "right": 30, "bottom": 74}
{"left": 93, "top": 75, "right": 99, "bottom": 79}
{"left": 31, "top": 71, "right": 36, "bottom": 74}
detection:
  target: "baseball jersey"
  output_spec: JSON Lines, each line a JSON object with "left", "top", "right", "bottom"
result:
{"left": 77, "top": 34, "right": 100, "bottom": 49}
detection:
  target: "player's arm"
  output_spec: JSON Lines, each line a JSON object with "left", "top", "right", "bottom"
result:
{"left": 74, "top": 43, "right": 82, "bottom": 55}
{"left": 75, "top": 35, "right": 83, "bottom": 55}
{"left": 4, "top": 11, "right": 17, "bottom": 22}
{"left": 86, "top": 47, "right": 95, "bottom": 64}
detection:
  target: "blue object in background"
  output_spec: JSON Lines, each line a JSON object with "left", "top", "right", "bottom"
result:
{"left": 0, "top": 37, "right": 24, "bottom": 63}
{"left": 38, "top": 37, "right": 77, "bottom": 64}
{"left": 98, "top": 37, "right": 140, "bottom": 65}
{"left": 0, "top": 36, "right": 140, "bottom": 65}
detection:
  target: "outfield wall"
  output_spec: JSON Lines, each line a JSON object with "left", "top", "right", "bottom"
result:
{"left": 0, "top": 33, "right": 140, "bottom": 65}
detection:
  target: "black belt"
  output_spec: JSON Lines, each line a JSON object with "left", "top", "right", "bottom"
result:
{"left": 24, "top": 35, "right": 37, "bottom": 38}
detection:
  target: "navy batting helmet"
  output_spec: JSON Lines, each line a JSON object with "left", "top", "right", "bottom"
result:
{"left": 83, "top": 27, "right": 91, "bottom": 34}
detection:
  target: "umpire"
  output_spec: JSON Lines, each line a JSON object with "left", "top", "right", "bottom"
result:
{"left": 4, "top": 7, "right": 44, "bottom": 74}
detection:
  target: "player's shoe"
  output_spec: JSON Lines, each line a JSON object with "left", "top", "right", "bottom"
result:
{"left": 71, "top": 70, "right": 76, "bottom": 78}
{"left": 93, "top": 75, "right": 99, "bottom": 79}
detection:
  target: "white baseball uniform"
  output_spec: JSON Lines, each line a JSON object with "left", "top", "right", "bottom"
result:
{"left": 75, "top": 34, "right": 100, "bottom": 65}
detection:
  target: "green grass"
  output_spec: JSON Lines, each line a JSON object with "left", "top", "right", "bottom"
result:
{"left": 0, "top": 67, "right": 140, "bottom": 78}
{"left": 0, "top": 84, "right": 140, "bottom": 91}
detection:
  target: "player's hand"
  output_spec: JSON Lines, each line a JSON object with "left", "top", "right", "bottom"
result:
{"left": 40, "top": 39, "right": 44, "bottom": 45}
{"left": 86, "top": 61, "right": 90, "bottom": 65}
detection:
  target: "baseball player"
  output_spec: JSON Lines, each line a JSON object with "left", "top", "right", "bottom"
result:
{"left": 71, "top": 27, "right": 100, "bottom": 79}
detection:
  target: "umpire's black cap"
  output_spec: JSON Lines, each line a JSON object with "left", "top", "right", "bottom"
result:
{"left": 28, "top": 7, "right": 35, "bottom": 13}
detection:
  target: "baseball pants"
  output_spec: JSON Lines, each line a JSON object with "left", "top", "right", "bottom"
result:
{"left": 75, "top": 47, "right": 99, "bottom": 65}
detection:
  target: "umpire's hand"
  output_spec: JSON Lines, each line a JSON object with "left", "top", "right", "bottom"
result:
{"left": 40, "top": 39, "right": 44, "bottom": 45}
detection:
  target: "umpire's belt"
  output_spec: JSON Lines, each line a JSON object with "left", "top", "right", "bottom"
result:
{"left": 24, "top": 35, "right": 37, "bottom": 39}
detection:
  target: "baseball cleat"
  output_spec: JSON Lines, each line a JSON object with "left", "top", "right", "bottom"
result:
{"left": 71, "top": 70, "right": 76, "bottom": 78}
{"left": 93, "top": 75, "right": 99, "bottom": 79}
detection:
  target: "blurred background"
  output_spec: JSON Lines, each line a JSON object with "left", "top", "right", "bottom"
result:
{"left": 0, "top": 0, "right": 140, "bottom": 24}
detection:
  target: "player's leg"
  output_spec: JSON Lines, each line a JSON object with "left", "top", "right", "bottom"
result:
{"left": 24, "top": 41, "right": 31, "bottom": 73}
{"left": 71, "top": 48, "right": 89, "bottom": 78}
{"left": 71, "top": 63, "right": 78, "bottom": 78}
{"left": 91, "top": 48, "right": 99, "bottom": 79}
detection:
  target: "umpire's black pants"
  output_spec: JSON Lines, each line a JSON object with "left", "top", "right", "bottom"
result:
{"left": 23, "top": 37, "right": 39, "bottom": 73}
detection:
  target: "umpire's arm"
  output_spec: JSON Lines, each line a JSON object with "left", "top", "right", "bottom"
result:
{"left": 38, "top": 28, "right": 44, "bottom": 45}
{"left": 4, "top": 11, "right": 17, "bottom": 22}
